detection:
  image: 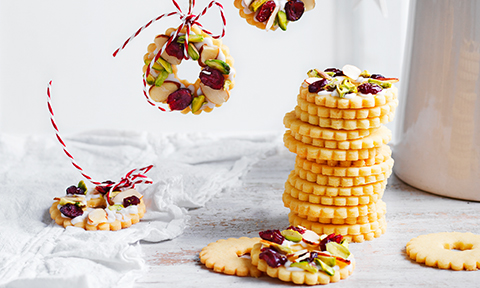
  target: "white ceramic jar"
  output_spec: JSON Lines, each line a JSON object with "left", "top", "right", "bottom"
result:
{"left": 394, "top": 0, "right": 480, "bottom": 201}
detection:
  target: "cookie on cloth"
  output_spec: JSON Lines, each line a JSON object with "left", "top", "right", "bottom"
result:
{"left": 284, "top": 111, "right": 376, "bottom": 141}
{"left": 289, "top": 125, "right": 391, "bottom": 150}
{"left": 251, "top": 225, "right": 355, "bottom": 285}
{"left": 285, "top": 180, "right": 385, "bottom": 207}
{"left": 294, "top": 106, "right": 395, "bottom": 130}
{"left": 287, "top": 171, "right": 388, "bottom": 198}
{"left": 284, "top": 131, "right": 379, "bottom": 162}
{"left": 296, "top": 154, "right": 394, "bottom": 177}
{"left": 296, "top": 95, "right": 398, "bottom": 120}
{"left": 296, "top": 200, "right": 387, "bottom": 225}
{"left": 199, "top": 237, "right": 262, "bottom": 277}
{"left": 283, "top": 192, "right": 381, "bottom": 219}
{"left": 288, "top": 212, "right": 387, "bottom": 243}
{"left": 406, "top": 232, "right": 480, "bottom": 271}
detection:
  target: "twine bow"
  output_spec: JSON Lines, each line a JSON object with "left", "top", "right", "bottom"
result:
{"left": 47, "top": 81, "right": 154, "bottom": 191}
{"left": 112, "top": 0, "right": 227, "bottom": 112}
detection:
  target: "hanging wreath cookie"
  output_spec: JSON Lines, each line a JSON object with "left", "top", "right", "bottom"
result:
{"left": 142, "top": 25, "right": 235, "bottom": 114}
{"left": 234, "top": 0, "right": 315, "bottom": 31}
{"left": 114, "top": 0, "right": 234, "bottom": 114}
{"left": 46, "top": 82, "right": 154, "bottom": 231}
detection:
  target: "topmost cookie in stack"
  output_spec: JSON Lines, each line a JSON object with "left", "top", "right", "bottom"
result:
{"left": 283, "top": 65, "right": 399, "bottom": 243}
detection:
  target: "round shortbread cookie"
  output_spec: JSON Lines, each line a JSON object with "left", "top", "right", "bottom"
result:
{"left": 298, "top": 84, "right": 398, "bottom": 109}
{"left": 296, "top": 154, "right": 394, "bottom": 177}
{"left": 293, "top": 164, "right": 392, "bottom": 187}
{"left": 250, "top": 242, "right": 355, "bottom": 285}
{"left": 288, "top": 212, "right": 385, "bottom": 237}
{"left": 283, "top": 192, "right": 381, "bottom": 219}
{"left": 284, "top": 131, "right": 379, "bottom": 161}
{"left": 294, "top": 106, "right": 395, "bottom": 130}
{"left": 295, "top": 200, "right": 387, "bottom": 225}
{"left": 284, "top": 111, "right": 376, "bottom": 141}
{"left": 199, "top": 237, "right": 262, "bottom": 277}
{"left": 297, "top": 95, "right": 399, "bottom": 120}
{"left": 287, "top": 171, "right": 388, "bottom": 197}
{"left": 310, "top": 145, "right": 392, "bottom": 167}
{"left": 289, "top": 126, "right": 391, "bottom": 150}
{"left": 285, "top": 180, "right": 385, "bottom": 207}
{"left": 406, "top": 232, "right": 480, "bottom": 271}
{"left": 289, "top": 213, "right": 387, "bottom": 243}
{"left": 49, "top": 200, "right": 146, "bottom": 231}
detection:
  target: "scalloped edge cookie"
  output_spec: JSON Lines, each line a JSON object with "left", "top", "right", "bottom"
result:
{"left": 199, "top": 237, "right": 263, "bottom": 277}
{"left": 250, "top": 242, "right": 355, "bottom": 285}
{"left": 284, "top": 111, "right": 376, "bottom": 141}
{"left": 406, "top": 232, "right": 480, "bottom": 271}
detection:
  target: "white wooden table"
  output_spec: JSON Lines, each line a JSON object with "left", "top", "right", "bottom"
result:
{"left": 136, "top": 150, "right": 480, "bottom": 287}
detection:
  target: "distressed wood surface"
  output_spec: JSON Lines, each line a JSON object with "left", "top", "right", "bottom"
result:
{"left": 136, "top": 150, "right": 480, "bottom": 287}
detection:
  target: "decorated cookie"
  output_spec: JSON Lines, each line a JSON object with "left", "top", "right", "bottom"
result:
{"left": 199, "top": 237, "right": 263, "bottom": 277}
{"left": 251, "top": 225, "right": 354, "bottom": 285}
{"left": 50, "top": 181, "right": 147, "bottom": 231}
{"left": 142, "top": 25, "right": 235, "bottom": 114}
{"left": 299, "top": 65, "right": 398, "bottom": 109}
{"left": 234, "top": 0, "right": 315, "bottom": 31}
{"left": 406, "top": 232, "right": 480, "bottom": 270}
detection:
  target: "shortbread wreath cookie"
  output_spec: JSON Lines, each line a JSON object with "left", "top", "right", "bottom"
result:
{"left": 312, "top": 145, "right": 392, "bottom": 168}
{"left": 294, "top": 106, "right": 395, "bottom": 130}
{"left": 290, "top": 126, "right": 391, "bottom": 150}
{"left": 296, "top": 154, "right": 394, "bottom": 177}
{"left": 297, "top": 96, "right": 399, "bottom": 120}
{"left": 199, "top": 237, "right": 262, "bottom": 277}
{"left": 234, "top": 0, "right": 315, "bottom": 31}
{"left": 299, "top": 65, "right": 398, "bottom": 109}
{"left": 288, "top": 213, "right": 387, "bottom": 243}
{"left": 283, "top": 192, "right": 381, "bottom": 219}
{"left": 297, "top": 200, "right": 387, "bottom": 225}
{"left": 284, "top": 131, "right": 379, "bottom": 161}
{"left": 50, "top": 181, "right": 146, "bottom": 231}
{"left": 143, "top": 25, "right": 235, "bottom": 114}
{"left": 284, "top": 111, "right": 376, "bottom": 141}
{"left": 287, "top": 172, "right": 387, "bottom": 198}
{"left": 251, "top": 225, "right": 354, "bottom": 285}
{"left": 288, "top": 212, "right": 385, "bottom": 238}
{"left": 293, "top": 165, "right": 392, "bottom": 188}
{"left": 406, "top": 232, "right": 480, "bottom": 271}
{"left": 285, "top": 181, "right": 385, "bottom": 206}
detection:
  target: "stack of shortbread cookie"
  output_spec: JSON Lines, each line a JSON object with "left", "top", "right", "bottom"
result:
{"left": 282, "top": 65, "right": 398, "bottom": 242}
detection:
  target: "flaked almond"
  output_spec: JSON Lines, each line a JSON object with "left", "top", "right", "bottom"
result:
{"left": 302, "top": 230, "right": 321, "bottom": 245}
{"left": 342, "top": 64, "right": 362, "bottom": 80}
{"left": 87, "top": 209, "right": 108, "bottom": 225}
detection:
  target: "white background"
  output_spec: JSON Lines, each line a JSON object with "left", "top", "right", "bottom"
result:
{"left": 0, "top": 0, "right": 409, "bottom": 138}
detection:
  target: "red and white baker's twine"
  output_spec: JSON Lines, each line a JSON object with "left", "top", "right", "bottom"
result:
{"left": 112, "top": 0, "right": 226, "bottom": 112}
{"left": 47, "top": 81, "right": 153, "bottom": 191}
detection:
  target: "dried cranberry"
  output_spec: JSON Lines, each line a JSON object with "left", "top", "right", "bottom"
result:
{"left": 324, "top": 68, "right": 344, "bottom": 77}
{"left": 285, "top": 0, "right": 305, "bottom": 21}
{"left": 255, "top": 0, "right": 276, "bottom": 22}
{"left": 59, "top": 203, "right": 84, "bottom": 218}
{"left": 66, "top": 185, "right": 84, "bottom": 195}
{"left": 319, "top": 233, "right": 343, "bottom": 251}
{"left": 199, "top": 66, "right": 225, "bottom": 90}
{"left": 123, "top": 195, "right": 141, "bottom": 207}
{"left": 370, "top": 74, "right": 385, "bottom": 79}
{"left": 259, "top": 247, "right": 287, "bottom": 268}
{"left": 286, "top": 225, "right": 306, "bottom": 234}
{"left": 165, "top": 37, "right": 185, "bottom": 60}
{"left": 358, "top": 82, "right": 382, "bottom": 94}
{"left": 308, "top": 79, "right": 328, "bottom": 93}
{"left": 167, "top": 88, "right": 193, "bottom": 111}
{"left": 259, "top": 229, "right": 285, "bottom": 244}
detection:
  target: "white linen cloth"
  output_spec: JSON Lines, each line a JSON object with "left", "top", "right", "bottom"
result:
{"left": 0, "top": 131, "right": 282, "bottom": 288}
